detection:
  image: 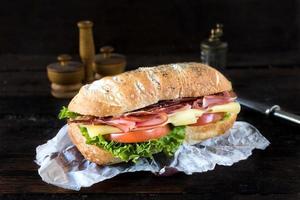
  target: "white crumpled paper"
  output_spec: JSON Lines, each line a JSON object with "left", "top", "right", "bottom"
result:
{"left": 35, "top": 121, "right": 270, "bottom": 191}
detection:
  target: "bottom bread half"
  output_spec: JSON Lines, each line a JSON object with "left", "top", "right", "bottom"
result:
{"left": 67, "top": 113, "right": 237, "bottom": 166}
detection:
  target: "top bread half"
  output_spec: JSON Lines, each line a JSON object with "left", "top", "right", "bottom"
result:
{"left": 68, "top": 62, "right": 232, "bottom": 117}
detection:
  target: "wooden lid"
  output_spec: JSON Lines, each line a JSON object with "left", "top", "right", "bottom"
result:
{"left": 94, "top": 46, "right": 126, "bottom": 66}
{"left": 47, "top": 54, "right": 83, "bottom": 73}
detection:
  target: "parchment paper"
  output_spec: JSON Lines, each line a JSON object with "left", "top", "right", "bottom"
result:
{"left": 35, "top": 121, "right": 270, "bottom": 191}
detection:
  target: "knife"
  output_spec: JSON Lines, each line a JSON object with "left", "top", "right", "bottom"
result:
{"left": 237, "top": 98, "right": 300, "bottom": 124}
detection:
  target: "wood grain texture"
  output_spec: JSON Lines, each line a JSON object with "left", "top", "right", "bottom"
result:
{"left": 0, "top": 55, "right": 299, "bottom": 200}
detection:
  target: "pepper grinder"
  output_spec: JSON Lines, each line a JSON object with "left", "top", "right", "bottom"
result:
{"left": 77, "top": 20, "right": 95, "bottom": 83}
{"left": 201, "top": 24, "right": 228, "bottom": 69}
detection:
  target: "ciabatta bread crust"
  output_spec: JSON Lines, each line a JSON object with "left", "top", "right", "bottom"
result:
{"left": 185, "top": 113, "right": 237, "bottom": 144}
{"left": 68, "top": 63, "right": 232, "bottom": 117}
{"left": 68, "top": 123, "right": 122, "bottom": 165}
{"left": 67, "top": 114, "right": 236, "bottom": 166}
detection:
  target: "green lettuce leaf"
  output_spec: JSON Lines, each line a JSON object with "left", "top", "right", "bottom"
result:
{"left": 222, "top": 112, "right": 231, "bottom": 121}
{"left": 80, "top": 126, "right": 186, "bottom": 163}
{"left": 58, "top": 106, "right": 80, "bottom": 119}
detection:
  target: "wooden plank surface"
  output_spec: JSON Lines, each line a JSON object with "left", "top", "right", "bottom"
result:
{"left": 0, "top": 55, "right": 299, "bottom": 199}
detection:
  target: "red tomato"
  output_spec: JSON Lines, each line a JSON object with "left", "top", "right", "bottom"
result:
{"left": 106, "top": 125, "right": 171, "bottom": 143}
{"left": 190, "top": 113, "right": 224, "bottom": 126}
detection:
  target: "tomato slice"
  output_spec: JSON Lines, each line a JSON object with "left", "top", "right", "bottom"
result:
{"left": 106, "top": 125, "right": 171, "bottom": 143}
{"left": 190, "top": 113, "right": 225, "bottom": 126}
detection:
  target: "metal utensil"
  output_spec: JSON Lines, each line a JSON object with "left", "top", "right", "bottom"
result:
{"left": 238, "top": 98, "right": 300, "bottom": 124}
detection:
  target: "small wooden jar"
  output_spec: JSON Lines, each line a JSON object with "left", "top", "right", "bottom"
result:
{"left": 93, "top": 46, "right": 126, "bottom": 79}
{"left": 47, "top": 54, "right": 84, "bottom": 98}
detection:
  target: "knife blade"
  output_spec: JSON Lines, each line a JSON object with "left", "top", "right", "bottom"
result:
{"left": 237, "top": 97, "right": 300, "bottom": 124}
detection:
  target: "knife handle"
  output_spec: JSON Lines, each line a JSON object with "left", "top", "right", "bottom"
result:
{"left": 273, "top": 109, "right": 300, "bottom": 124}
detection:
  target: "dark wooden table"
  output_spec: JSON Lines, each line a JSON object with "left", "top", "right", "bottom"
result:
{"left": 0, "top": 55, "right": 299, "bottom": 200}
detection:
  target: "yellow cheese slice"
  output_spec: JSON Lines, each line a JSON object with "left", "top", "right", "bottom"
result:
{"left": 168, "top": 102, "right": 240, "bottom": 126}
{"left": 208, "top": 102, "right": 241, "bottom": 114}
{"left": 82, "top": 125, "right": 121, "bottom": 137}
{"left": 168, "top": 109, "right": 205, "bottom": 126}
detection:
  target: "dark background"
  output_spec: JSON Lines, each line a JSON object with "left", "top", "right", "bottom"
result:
{"left": 0, "top": 0, "right": 300, "bottom": 60}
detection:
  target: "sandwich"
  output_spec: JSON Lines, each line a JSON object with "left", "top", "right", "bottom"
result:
{"left": 59, "top": 63, "right": 241, "bottom": 165}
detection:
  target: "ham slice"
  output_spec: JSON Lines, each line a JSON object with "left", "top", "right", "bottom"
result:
{"left": 104, "top": 119, "right": 136, "bottom": 132}
{"left": 135, "top": 113, "right": 168, "bottom": 127}
{"left": 202, "top": 92, "right": 236, "bottom": 108}
{"left": 123, "top": 112, "right": 169, "bottom": 129}
{"left": 84, "top": 113, "right": 168, "bottom": 132}
{"left": 70, "top": 91, "right": 236, "bottom": 131}
{"left": 190, "top": 113, "right": 225, "bottom": 126}
{"left": 146, "top": 104, "right": 192, "bottom": 114}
